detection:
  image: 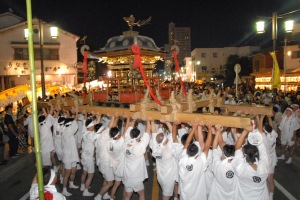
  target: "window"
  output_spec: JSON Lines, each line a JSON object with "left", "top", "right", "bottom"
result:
{"left": 213, "top": 53, "right": 218, "bottom": 58}
{"left": 14, "top": 48, "right": 59, "bottom": 60}
{"left": 291, "top": 51, "right": 300, "bottom": 59}
{"left": 211, "top": 68, "right": 216, "bottom": 74}
{"left": 202, "top": 66, "right": 207, "bottom": 73}
{"left": 201, "top": 53, "right": 206, "bottom": 58}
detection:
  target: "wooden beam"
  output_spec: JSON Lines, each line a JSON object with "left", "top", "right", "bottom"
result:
{"left": 78, "top": 105, "right": 252, "bottom": 128}
{"left": 220, "top": 104, "right": 272, "bottom": 116}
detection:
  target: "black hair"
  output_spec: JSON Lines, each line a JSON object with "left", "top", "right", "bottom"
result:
{"left": 180, "top": 134, "right": 190, "bottom": 145}
{"left": 243, "top": 144, "right": 259, "bottom": 164}
{"left": 58, "top": 117, "right": 65, "bottom": 124}
{"left": 223, "top": 144, "right": 235, "bottom": 157}
{"left": 109, "top": 127, "right": 120, "bottom": 139}
{"left": 263, "top": 125, "right": 272, "bottom": 134}
{"left": 42, "top": 166, "right": 52, "bottom": 185}
{"left": 130, "top": 127, "right": 140, "bottom": 139}
{"left": 5, "top": 105, "right": 12, "bottom": 111}
{"left": 94, "top": 123, "right": 103, "bottom": 132}
{"left": 187, "top": 143, "right": 199, "bottom": 157}
{"left": 85, "top": 119, "right": 93, "bottom": 127}
{"left": 64, "top": 118, "right": 74, "bottom": 126}
{"left": 38, "top": 115, "right": 46, "bottom": 123}
{"left": 273, "top": 106, "right": 278, "bottom": 113}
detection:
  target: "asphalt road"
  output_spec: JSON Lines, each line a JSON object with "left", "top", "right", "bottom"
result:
{"left": 0, "top": 146, "right": 299, "bottom": 200}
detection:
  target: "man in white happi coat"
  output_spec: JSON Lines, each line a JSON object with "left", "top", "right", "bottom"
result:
{"left": 53, "top": 115, "right": 65, "bottom": 174}
{"left": 150, "top": 119, "right": 178, "bottom": 200}
{"left": 231, "top": 120, "right": 269, "bottom": 200}
{"left": 278, "top": 107, "right": 300, "bottom": 164}
{"left": 61, "top": 111, "right": 80, "bottom": 197}
{"left": 178, "top": 120, "right": 212, "bottom": 200}
{"left": 107, "top": 115, "right": 128, "bottom": 200}
{"left": 94, "top": 115, "right": 115, "bottom": 200}
{"left": 260, "top": 115, "right": 278, "bottom": 200}
{"left": 38, "top": 105, "right": 55, "bottom": 167}
{"left": 209, "top": 124, "right": 236, "bottom": 200}
{"left": 80, "top": 119, "right": 98, "bottom": 196}
{"left": 122, "top": 117, "right": 151, "bottom": 200}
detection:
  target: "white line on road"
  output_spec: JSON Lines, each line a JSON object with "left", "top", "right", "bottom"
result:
{"left": 275, "top": 179, "right": 297, "bottom": 200}
{"left": 19, "top": 192, "right": 29, "bottom": 200}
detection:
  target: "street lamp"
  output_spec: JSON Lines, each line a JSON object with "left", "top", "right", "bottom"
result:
{"left": 24, "top": 19, "right": 58, "bottom": 100}
{"left": 256, "top": 11, "right": 296, "bottom": 92}
{"left": 284, "top": 20, "right": 294, "bottom": 94}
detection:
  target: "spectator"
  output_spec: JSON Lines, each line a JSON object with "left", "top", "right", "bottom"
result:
{"left": 4, "top": 105, "right": 19, "bottom": 158}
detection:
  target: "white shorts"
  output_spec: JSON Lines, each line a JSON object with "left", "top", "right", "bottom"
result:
{"left": 269, "top": 165, "right": 275, "bottom": 174}
{"left": 114, "top": 175, "right": 122, "bottom": 181}
{"left": 55, "top": 150, "right": 63, "bottom": 161}
{"left": 124, "top": 181, "right": 144, "bottom": 193}
{"left": 83, "top": 163, "right": 95, "bottom": 173}
{"left": 64, "top": 161, "right": 77, "bottom": 170}
{"left": 281, "top": 135, "right": 294, "bottom": 146}
{"left": 159, "top": 180, "right": 175, "bottom": 196}
{"left": 99, "top": 165, "right": 114, "bottom": 181}
{"left": 41, "top": 150, "right": 52, "bottom": 166}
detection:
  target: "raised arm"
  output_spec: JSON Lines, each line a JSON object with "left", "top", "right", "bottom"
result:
{"left": 213, "top": 124, "right": 222, "bottom": 149}
{"left": 172, "top": 121, "right": 179, "bottom": 143}
{"left": 108, "top": 115, "right": 115, "bottom": 129}
{"left": 197, "top": 122, "right": 205, "bottom": 151}
{"left": 184, "top": 122, "right": 196, "bottom": 149}
{"left": 235, "top": 125, "right": 252, "bottom": 150}
{"left": 204, "top": 122, "right": 213, "bottom": 156}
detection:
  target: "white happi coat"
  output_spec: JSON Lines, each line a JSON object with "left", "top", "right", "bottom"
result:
{"left": 279, "top": 115, "right": 299, "bottom": 141}
{"left": 108, "top": 136, "right": 125, "bottom": 177}
{"left": 178, "top": 142, "right": 208, "bottom": 200}
{"left": 150, "top": 133, "right": 178, "bottom": 192}
{"left": 30, "top": 183, "right": 66, "bottom": 200}
{"left": 122, "top": 127, "right": 150, "bottom": 186}
{"left": 208, "top": 148, "right": 236, "bottom": 200}
{"left": 262, "top": 131, "right": 278, "bottom": 170}
{"left": 81, "top": 130, "right": 97, "bottom": 166}
{"left": 62, "top": 121, "right": 79, "bottom": 164}
{"left": 24, "top": 114, "right": 34, "bottom": 138}
{"left": 75, "top": 119, "right": 84, "bottom": 148}
{"left": 95, "top": 127, "right": 111, "bottom": 170}
{"left": 39, "top": 115, "right": 55, "bottom": 166}
{"left": 231, "top": 144, "right": 269, "bottom": 200}
{"left": 53, "top": 119, "right": 63, "bottom": 160}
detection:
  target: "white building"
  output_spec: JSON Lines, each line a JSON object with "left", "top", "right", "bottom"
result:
{"left": 0, "top": 12, "right": 79, "bottom": 91}
{"left": 186, "top": 46, "right": 261, "bottom": 82}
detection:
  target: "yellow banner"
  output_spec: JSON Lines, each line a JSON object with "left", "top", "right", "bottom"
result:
{"left": 270, "top": 51, "right": 281, "bottom": 89}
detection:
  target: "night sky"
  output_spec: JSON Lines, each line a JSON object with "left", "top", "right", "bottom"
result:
{"left": 1, "top": 0, "right": 300, "bottom": 50}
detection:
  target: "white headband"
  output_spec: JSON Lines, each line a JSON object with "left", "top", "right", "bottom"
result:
{"left": 86, "top": 121, "right": 95, "bottom": 129}
{"left": 112, "top": 132, "right": 120, "bottom": 139}
{"left": 286, "top": 107, "right": 293, "bottom": 112}
{"left": 65, "top": 121, "right": 72, "bottom": 126}
{"left": 46, "top": 169, "right": 56, "bottom": 187}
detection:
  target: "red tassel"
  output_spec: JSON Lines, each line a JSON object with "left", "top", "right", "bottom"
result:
{"left": 172, "top": 51, "right": 186, "bottom": 96}
{"left": 131, "top": 44, "right": 162, "bottom": 106}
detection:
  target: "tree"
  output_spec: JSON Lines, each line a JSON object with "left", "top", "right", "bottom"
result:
{"left": 224, "top": 55, "right": 252, "bottom": 86}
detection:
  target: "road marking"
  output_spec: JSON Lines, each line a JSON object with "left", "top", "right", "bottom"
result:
{"left": 152, "top": 169, "right": 159, "bottom": 200}
{"left": 19, "top": 192, "right": 29, "bottom": 200}
{"left": 275, "top": 179, "right": 297, "bottom": 200}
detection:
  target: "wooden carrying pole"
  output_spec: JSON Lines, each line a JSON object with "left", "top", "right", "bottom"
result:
{"left": 78, "top": 105, "right": 252, "bottom": 128}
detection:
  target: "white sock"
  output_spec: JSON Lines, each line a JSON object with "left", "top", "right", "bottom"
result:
{"left": 269, "top": 192, "right": 274, "bottom": 200}
{"left": 80, "top": 183, "right": 85, "bottom": 191}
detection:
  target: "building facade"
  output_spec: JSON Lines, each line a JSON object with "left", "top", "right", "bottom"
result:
{"left": 0, "top": 12, "right": 79, "bottom": 91}
{"left": 166, "top": 22, "right": 191, "bottom": 66}
{"left": 186, "top": 46, "right": 261, "bottom": 82}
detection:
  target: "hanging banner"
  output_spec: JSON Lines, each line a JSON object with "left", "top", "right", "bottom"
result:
{"left": 172, "top": 50, "right": 186, "bottom": 96}
{"left": 270, "top": 51, "right": 281, "bottom": 89}
{"left": 131, "top": 44, "right": 162, "bottom": 106}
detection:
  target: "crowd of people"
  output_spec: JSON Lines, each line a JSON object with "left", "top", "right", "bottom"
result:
{"left": 0, "top": 84, "right": 299, "bottom": 199}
